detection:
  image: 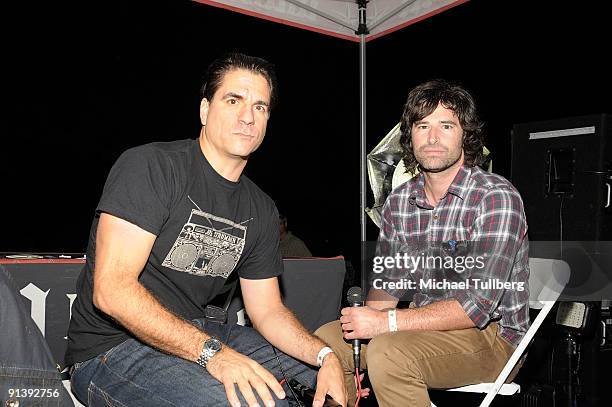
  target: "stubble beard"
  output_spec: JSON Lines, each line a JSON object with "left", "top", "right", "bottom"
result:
{"left": 415, "top": 148, "right": 463, "bottom": 174}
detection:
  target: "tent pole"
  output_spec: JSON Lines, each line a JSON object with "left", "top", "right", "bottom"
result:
{"left": 359, "top": 33, "right": 366, "bottom": 291}
{"left": 357, "top": 1, "right": 368, "bottom": 292}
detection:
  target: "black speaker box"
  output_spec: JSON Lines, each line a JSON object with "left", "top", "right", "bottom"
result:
{"left": 511, "top": 114, "right": 612, "bottom": 241}
{"left": 0, "top": 258, "right": 84, "bottom": 368}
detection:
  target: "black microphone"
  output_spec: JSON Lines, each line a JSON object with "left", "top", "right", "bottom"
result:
{"left": 346, "top": 286, "right": 364, "bottom": 371}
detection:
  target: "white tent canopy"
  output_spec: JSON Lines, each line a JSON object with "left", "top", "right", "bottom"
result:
{"left": 194, "top": 0, "right": 465, "bottom": 41}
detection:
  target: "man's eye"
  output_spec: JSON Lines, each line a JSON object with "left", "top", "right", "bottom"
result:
{"left": 442, "top": 124, "right": 453, "bottom": 130}
{"left": 416, "top": 125, "right": 428, "bottom": 130}
{"left": 228, "top": 99, "right": 238, "bottom": 105}
{"left": 255, "top": 105, "right": 267, "bottom": 112}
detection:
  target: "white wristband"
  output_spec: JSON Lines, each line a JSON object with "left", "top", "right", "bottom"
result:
{"left": 388, "top": 309, "right": 398, "bottom": 332}
{"left": 317, "top": 346, "right": 334, "bottom": 367}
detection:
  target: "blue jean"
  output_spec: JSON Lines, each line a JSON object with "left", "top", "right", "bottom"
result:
{"left": 70, "top": 319, "right": 317, "bottom": 406}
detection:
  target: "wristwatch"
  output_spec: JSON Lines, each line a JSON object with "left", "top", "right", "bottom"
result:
{"left": 196, "top": 337, "right": 223, "bottom": 368}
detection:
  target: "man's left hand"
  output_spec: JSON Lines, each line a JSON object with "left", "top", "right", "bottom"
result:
{"left": 340, "top": 306, "right": 387, "bottom": 340}
{"left": 313, "top": 353, "right": 347, "bottom": 407}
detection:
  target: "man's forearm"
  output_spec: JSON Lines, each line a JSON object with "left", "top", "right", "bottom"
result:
{"left": 251, "top": 304, "right": 326, "bottom": 366}
{"left": 94, "top": 278, "right": 208, "bottom": 362}
{"left": 396, "top": 299, "right": 475, "bottom": 331}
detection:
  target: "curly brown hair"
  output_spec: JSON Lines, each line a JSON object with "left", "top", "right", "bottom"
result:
{"left": 399, "top": 79, "right": 485, "bottom": 174}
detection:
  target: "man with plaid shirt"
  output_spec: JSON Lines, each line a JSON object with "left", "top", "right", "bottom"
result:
{"left": 316, "top": 79, "right": 530, "bottom": 407}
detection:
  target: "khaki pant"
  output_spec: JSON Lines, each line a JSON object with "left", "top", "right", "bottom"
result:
{"left": 315, "top": 320, "right": 516, "bottom": 407}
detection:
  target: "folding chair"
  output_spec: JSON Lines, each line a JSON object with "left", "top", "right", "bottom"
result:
{"left": 431, "top": 257, "right": 570, "bottom": 407}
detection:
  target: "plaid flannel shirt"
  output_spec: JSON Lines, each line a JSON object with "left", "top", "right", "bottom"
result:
{"left": 376, "top": 165, "right": 530, "bottom": 347}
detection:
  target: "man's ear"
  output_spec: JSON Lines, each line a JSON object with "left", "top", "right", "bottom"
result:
{"left": 199, "top": 98, "right": 210, "bottom": 126}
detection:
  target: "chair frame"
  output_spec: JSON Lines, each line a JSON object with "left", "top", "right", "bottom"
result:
{"left": 431, "top": 257, "right": 570, "bottom": 407}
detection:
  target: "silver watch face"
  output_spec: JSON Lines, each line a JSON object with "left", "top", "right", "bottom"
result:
{"left": 206, "top": 338, "right": 222, "bottom": 352}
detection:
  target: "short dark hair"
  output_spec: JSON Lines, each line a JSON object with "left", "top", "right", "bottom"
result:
{"left": 200, "top": 52, "right": 278, "bottom": 112}
{"left": 399, "top": 79, "right": 485, "bottom": 174}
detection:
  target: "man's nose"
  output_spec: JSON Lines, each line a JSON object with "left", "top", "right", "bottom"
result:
{"left": 427, "top": 127, "right": 440, "bottom": 144}
{"left": 238, "top": 105, "right": 255, "bottom": 125}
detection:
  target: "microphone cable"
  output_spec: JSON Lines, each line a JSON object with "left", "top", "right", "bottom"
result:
{"left": 273, "top": 346, "right": 303, "bottom": 407}
{"left": 354, "top": 367, "right": 362, "bottom": 407}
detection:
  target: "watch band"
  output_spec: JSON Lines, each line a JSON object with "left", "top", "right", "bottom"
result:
{"left": 196, "top": 338, "right": 222, "bottom": 368}
{"left": 196, "top": 347, "right": 212, "bottom": 368}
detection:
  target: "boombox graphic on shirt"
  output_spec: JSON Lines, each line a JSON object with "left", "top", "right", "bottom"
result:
{"left": 163, "top": 209, "right": 247, "bottom": 278}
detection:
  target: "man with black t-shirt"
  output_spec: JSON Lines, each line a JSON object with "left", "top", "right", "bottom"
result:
{"left": 65, "top": 53, "right": 346, "bottom": 407}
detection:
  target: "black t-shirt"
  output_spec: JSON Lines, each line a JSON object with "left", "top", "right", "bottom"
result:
{"left": 65, "top": 139, "right": 283, "bottom": 365}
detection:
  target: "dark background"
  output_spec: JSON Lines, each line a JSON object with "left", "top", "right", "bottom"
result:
{"left": 3, "top": 0, "right": 611, "bottom": 266}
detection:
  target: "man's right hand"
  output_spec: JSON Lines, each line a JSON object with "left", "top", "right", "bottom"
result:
{"left": 206, "top": 346, "right": 286, "bottom": 407}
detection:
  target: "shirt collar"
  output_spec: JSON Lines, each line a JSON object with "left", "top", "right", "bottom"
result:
{"left": 446, "top": 165, "right": 471, "bottom": 200}
{"left": 409, "top": 165, "right": 472, "bottom": 207}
